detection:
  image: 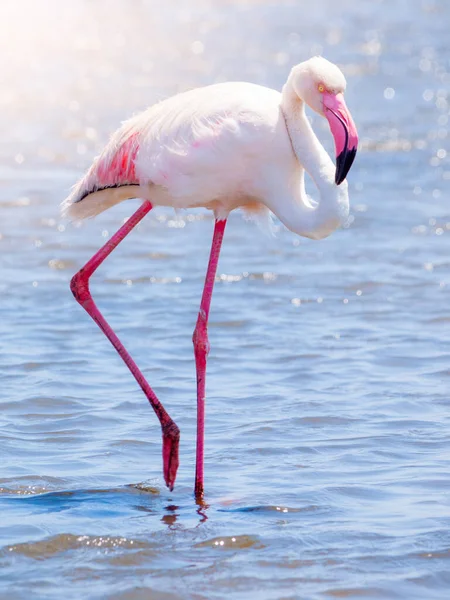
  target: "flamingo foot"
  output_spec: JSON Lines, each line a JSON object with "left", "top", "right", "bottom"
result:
{"left": 162, "top": 422, "right": 180, "bottom": 491}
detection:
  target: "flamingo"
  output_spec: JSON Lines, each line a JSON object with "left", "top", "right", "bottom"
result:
{"left": 63, "top": 56, "right": 358, "bottom": 498}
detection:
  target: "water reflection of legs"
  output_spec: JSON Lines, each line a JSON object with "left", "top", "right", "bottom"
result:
{"left": 161, "top": 504, "right": 179, "bottom": 529}
{"left": 159, "top": 498, "right": 209, "bottom": 529}
{"left": 195, "top": 495, "right": 209, "bottom": 525}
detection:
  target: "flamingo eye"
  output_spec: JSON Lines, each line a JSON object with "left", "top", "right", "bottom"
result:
{"left": 318, "top": 84, "right": 325, "bottom": 93}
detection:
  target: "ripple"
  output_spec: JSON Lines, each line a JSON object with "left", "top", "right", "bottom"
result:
{"left": 104, "top": 276, "right": 182, "bottom": 285}
{"left": 0, "top": 476, "right": 68, "bottom": 497}
{"left": 325, "top": 586, "right": 390, "bottom": 598}
{"left": 218, "top": 504, "right": 320, "bottom": 515}
{"left": 0, "top": 485, "right": 165, "bottom": 517}
{"left": 194, "top": 535, "right": 264, "bottom": 550}
{"left": 2, "top": 533, "right": 147, "bottom": 560}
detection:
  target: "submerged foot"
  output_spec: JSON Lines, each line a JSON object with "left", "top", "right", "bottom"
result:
{"left": 162, "top": 422, "right": 180, "bottom": 491}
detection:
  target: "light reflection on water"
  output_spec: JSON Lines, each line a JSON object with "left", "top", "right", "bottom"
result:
{"left": 1, "top": 0, "right": 450, "bottom": 598}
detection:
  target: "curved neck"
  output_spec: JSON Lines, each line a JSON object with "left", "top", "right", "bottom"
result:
{"left": 276, "top": 77, "right": 349, "bottom": 240}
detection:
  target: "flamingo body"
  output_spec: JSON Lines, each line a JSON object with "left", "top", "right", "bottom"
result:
{"left": 64, "top": 82, "right": 294, "bottom": 221}
{"left": 64, "top": 57, "right": 359, "bottom": 496}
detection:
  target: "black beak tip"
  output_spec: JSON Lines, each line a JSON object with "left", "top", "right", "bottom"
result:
{"left": 335, "top": 172, "right": 345, "bottom": 186}
{"left": 335, "top": 147, "right": 357, "bottom": 186}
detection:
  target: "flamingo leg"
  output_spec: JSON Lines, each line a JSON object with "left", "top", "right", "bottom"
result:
{"left": 192, "top": 218, "right": 227, "bottom": 498}
{"left": 70, "top": 200, "right": 180, "bottom": 491}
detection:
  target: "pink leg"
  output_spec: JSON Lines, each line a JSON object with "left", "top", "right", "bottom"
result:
{"left": 70, "top": 200, "right": 180, "bottom": 491}
{"left": 192, "top": 218, "right": 227, "bottom": 498}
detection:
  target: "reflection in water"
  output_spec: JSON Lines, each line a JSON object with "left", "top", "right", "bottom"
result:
{"left": 161, "top": 504, "right": 179, "bottom": 528}
{"left": 195, "top": 496, "right": 210, "bottom": 525}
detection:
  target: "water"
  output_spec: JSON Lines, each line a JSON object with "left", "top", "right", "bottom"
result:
{"left": 1, "top": 0, "right": 450, "bottom": 597}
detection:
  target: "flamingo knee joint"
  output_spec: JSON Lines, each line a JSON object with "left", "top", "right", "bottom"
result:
{"left": 70, "top": 270, "right": 91, "bottom": 304}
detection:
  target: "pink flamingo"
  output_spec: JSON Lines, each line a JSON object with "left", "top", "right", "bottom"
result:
{"left": 63, "top": 57, "right": 358, "bottom": 497}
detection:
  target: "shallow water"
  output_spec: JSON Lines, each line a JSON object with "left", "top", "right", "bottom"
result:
{"left": 1, "top": 0, "right": 450, "bottom": 598}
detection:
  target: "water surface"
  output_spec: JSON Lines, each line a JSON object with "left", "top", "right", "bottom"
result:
{"left": 1, "top": 0, "right": 450, "bottom": 598}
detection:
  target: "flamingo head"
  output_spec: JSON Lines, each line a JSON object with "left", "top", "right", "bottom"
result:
{"left": 292, "top": 57, "right": 359, "bottom": 185}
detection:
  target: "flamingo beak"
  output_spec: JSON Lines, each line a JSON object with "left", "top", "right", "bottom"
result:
{"left": 323, "top": 92, "right": 358, "bottom": 185}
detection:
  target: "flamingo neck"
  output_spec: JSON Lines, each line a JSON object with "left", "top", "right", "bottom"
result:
{"left": 277, "top": 79, "right": 349, "bottom": 240}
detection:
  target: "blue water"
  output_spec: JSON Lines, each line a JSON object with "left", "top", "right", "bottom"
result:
{"left": 1, "top": 0, "right": 450, "bottom": 598}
